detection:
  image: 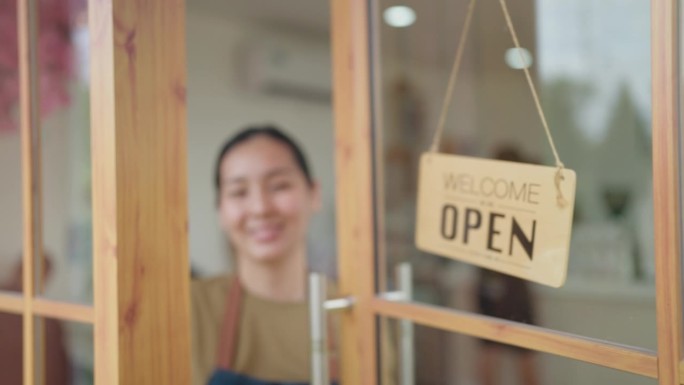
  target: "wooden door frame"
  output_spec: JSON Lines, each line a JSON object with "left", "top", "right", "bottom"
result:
{"left": 332, "top": 0, "right": 682, "bottom": 384}
{"left": 89, "top": 0, "right": 191, "bottom": 384}
{"left": 0, "top": 1, "right": 192, "bottom": 384}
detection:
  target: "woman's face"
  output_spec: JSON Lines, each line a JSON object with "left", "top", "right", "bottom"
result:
{"left": 218, "top": 136, "right": 320, "bottom": 264}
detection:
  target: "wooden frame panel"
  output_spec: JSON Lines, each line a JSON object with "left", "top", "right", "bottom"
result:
{"left": 89, "top": 0, "right": 191, "bottom": 383}
{"left": 333, "top": 0, "right": 684, "bottom": 384}
{"left": 9, "top": 0, "right": 191, "bottom": 383}
{"left": 652, "top": 1, "right": 683, "bottom": 384}
{"left": 372, "top": 299, "right": 658, "bottom": 378}
{"left": 89, "top": 0, "right": 120, "bottom": 381}
{"left": 333, "top": 1, "right": 379, "bottom": 384}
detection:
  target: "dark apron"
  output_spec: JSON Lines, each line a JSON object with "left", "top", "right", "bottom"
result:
{"left": 207, "top": 278, "right": 337, "bottom": 385}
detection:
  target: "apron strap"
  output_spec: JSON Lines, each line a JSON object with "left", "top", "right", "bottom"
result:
{"left": 215, "top": 275, "right": 339, "bottom": 381}
{"left": 216, "top": 276, "right": 242, "bottom": 370}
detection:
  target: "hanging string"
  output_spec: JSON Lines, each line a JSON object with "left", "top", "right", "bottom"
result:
{"left": 498, "top": 0, "right": 567, "bottom": 207}
{"left": 428, "top": 0, "right": 568, "bottom": 207}
{"left": 430, "top": 0, "right": 478, "bottom": 153}
{"left": 498, "top": 0, "right": 561, "bottom": 169}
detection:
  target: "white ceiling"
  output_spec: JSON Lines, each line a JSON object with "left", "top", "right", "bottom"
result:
{"left": 187, "top": 0, "right": 546, "bottom": 71}
{"left": 187, "top": 0, "right": 474, "bottom": 68}
{"left": 188, "top": 0, "right": 331, "bottom": 36}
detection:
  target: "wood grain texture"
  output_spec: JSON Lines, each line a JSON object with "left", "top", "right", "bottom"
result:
{"left": 332, "top": 1, "right": 379, "bottom": 384}
{"left": 90, "top": 0, "right": 191, "bottom": 383}
{"left": 373, "top": 298, "right": 658, "bottom": 378}
{"left": 651, "top": 0, "right": 683, "bottom": 384}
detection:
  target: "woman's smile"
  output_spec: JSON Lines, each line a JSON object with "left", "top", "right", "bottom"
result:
{"left": 247, "top": 223, "right": 284, "bottom": 243}
{"left": 218, "top": 134, "right": 321, "bottom": 263}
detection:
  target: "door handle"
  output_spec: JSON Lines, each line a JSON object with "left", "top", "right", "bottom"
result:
{"left": 309, "top": 273, "right": 354, "bottom": 385}
{"left": 396, "top": 263, "right": 415, "bottom": 385}
{"left": 379, "top": 263, "right": 415, "bottom": 385}
{"left": 310, "top": 262, "right": 413, "bottom": 385}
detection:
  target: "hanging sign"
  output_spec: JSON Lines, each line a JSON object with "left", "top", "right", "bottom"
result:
{"left": 415, "top": 153, "right": 576, "bottom": 287}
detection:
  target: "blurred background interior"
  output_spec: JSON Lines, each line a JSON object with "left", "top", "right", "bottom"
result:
{"left": 0, "top": 0, "right": 655, "bottom": 384}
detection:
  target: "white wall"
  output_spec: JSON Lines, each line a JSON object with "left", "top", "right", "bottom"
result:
{"left": 185, "top": 9, "right": 337, "bottom": 277}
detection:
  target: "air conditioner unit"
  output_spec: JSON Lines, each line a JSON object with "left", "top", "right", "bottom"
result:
{"left": 240, "top": 36, "right": 332, "bottom": 102}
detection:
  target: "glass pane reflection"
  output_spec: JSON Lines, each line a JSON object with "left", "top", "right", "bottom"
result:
{"left": 35, "top": 317, "right": 94, "bottom": 385}
{"left": 0, "top": 0, "right": 23, "bottom": 294}
{"left": 375, "top": 0, "right": 655, "bottom": 349}
{"left": 0, "top": 314, "right": 93, "bottom": 385}
{"left": 0, "top": 311, "right": 23, "bottom": 384}
{"left": 37, "top": 0, "right": 93, "bottom": 305}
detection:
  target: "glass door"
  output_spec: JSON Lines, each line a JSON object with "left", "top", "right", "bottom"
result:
{"left": 331, "top": 0, "right": 681, "bottom": 384}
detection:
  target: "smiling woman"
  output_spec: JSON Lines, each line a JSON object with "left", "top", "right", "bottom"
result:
{"left": 215, "top": 127, "right": 320, "bottom": 276}
{"left": 191, "top": 125, "right": 330, "bottom": 385}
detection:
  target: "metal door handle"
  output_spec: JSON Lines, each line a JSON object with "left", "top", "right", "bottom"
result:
{"left": 396, "top": 263, "right": 414, "bottom": 385}
{"left": 310, "top": 262, "right": 413, "bottom": 385}
{"left": 378, "top": 263, "right": 415, "bottom": 385}
{"left": 309, "top": 273, "right": 354, "bottom": 385}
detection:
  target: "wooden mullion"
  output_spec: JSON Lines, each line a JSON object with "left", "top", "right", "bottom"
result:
{"left": 18, "top": 0, "right": 41, "bottom": 384}
{"left": 651, "top": 0, "right": 683, "bottom": 384}
{"left": 333, "top": 0, "right": 379, "bottom": 384}
{"left": 0, "top": 292, "right": 25, "bottom": 314}
{"left": 372, "top": 298, "right": 658, "bottom": 378}
{"left": 89, "top": 0, "right": 119, "bottom": 381}
{"left": 0, "top": 295, "right": 95, "bottom": 324}
{"left": 32, "top": 299, "right": 94, "bottom": 324}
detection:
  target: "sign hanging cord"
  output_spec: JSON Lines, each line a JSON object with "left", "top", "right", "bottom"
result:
{"left": 430, "top": 0, "right": 477, "bottom": 153}
{"left": 499, "top": 0, "right": 567, "bottom": 207}
{"left": 429, "top": 0, "right": 568, "bottom": 207}
{"left": 498, "top": 0, "right": 563, "bottom": 170}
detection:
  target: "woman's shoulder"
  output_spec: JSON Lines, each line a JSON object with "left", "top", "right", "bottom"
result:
{"left": 192, "top": 274, "right": 231, "bottom": 295}
{"left": 191, "top": 274, "right": 234, "bottom": 318}
{"left": 190, "top": 274, "right": 232, "bottom": 385}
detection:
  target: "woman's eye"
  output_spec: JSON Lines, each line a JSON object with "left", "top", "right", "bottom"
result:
{"left": 226, "top": 188, "right": 247, "bottom": 198}
{"left": 270, "top": 181, "right": 291, "bottom": 192}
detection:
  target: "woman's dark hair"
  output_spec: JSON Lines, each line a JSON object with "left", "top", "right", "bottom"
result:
{"left": 214, "top": 125, "right": 314, "bottom": 199}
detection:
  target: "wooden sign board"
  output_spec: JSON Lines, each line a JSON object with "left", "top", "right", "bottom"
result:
{"left": 415, "top": 153, "right": 576, "bottom": 287}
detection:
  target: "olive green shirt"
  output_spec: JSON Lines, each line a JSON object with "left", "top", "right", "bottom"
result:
{"left": 192, "top": 276, "right": 327, "bottom": 385}
{"left": 191, "top": 275, "right": 395, "bottom": 385}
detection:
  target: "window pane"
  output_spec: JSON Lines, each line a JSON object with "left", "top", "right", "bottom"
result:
{"left": 0, "top": 0, "right": 23, "bottom": 295}
{"left": 35, "top": 316, "right": 93, "bottom": 385}
{"left": 374, "top": 0, "right": 655, "bottom": 349}
{"left": 0, "top": 311, "right": 23, "bottom": 383}
{"left": 36, "top": 0, "right": 92, "bottom": 305}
